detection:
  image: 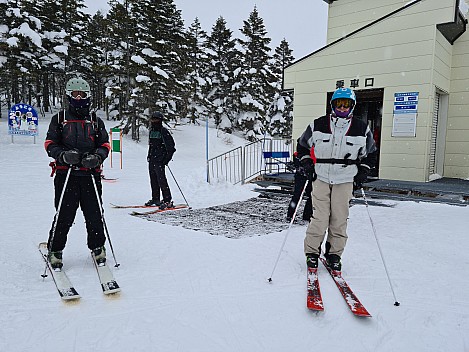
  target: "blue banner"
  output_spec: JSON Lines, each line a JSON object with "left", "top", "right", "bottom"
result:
{"left": 8, "top": 104, "right": 39, "bottom": 136}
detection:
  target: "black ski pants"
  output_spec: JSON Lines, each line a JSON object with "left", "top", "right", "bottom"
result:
{"left": 287, "top": 173, "right": 313, "bottom": 221}
{"left": 48, "top": 173, "right": 105, "bottom": 251}
{"left": 148, "top": 160, "right": 172, "bottom": 202}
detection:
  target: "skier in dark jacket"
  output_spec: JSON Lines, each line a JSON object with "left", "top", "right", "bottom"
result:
{"left": 44, "top": 77, "right": 110, "bottom": 269}
{"left": 145, "top": 111, "right": 176, "bottom": 209}
{"left": 286, "top": 148, "right": 313, "bottom": 222}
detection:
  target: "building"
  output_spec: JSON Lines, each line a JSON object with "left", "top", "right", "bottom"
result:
{"left": 284, "top": 0, "right": 469, "bottom": 182}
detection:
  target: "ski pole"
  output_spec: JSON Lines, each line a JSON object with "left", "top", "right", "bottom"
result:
{"left": 360, "top": 188, "right": 400, "bottom": 306}
{"left": 167, "top": 165, "right": 191, "bottom": 208}
{"left": 43, "top": 167, "right": 73, "bottom": 277}
{"left": 268, "top": 180, "right": 310, "bottom": 283}
{"left": 91, "top": 174, "right": 120, "bottom": 267}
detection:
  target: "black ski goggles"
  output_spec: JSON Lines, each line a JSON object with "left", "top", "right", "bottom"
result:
{"left": 71, "top": 91, "right": 88, "bottom": 99}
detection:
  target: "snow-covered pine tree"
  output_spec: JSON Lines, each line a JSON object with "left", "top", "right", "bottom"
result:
{"left": 236, "top": 6, "right": 276, "bottom": 141}
{"left": 3, "top": 0, "right": 44, "bottom": 105}
{"left": 103, "top": 0, "right": 136, "bottom": 122}
{"left": 183, "top": 17, "right": 211, "bottom": 124}
{"left": 126, "top": 0, "right": 186, "bottom": 132}
{"left": 36, "top": 0, "right": 91, "bottom": 109}
{"left": 205, "top": 16, "right": 241, "bottom": 132}
{"left": 86, "top": 11, "right": 113, "bottom": 111}
{"left": 268, "top": 39, "right": 295, "bottom": 138}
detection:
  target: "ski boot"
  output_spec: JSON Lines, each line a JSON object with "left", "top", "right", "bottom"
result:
{"left": 306, "top": 253, "right": 319, "bottom": 269}
{"left": 48, "top": 251, "right": 63, "bottom": 270}
{"left": 92, "top": 246, "right": 106, "bottom": 266}
{"left": 159, "top": 200, "right": 173, "bottom": 210}
{"left": 145, "top": 199, "right": 162, "bottom": 206}
{"left": 325, "top": 253, "right": 342, "bottom": 272}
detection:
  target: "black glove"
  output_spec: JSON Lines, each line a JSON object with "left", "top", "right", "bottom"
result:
{"left": 354, "top": 165, "right": 369, "bottom": 189}
{"left": 300, "top": 158, "right": 317, "bottom": 181}
{"left": 60, "top": 150, "right": 81, "bottom": 165}
{"left": 163, "top": 154, "right": 173, "bottom": 165}
{"left": 81, "top": 153, "right": 102, "bottom": 168}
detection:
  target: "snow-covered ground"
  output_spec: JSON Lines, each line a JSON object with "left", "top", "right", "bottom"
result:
{"left": 1, "top": 111, "right": 468, "bottom": 351}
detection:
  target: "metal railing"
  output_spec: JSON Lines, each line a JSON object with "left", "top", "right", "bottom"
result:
{"left": 207, "top": 138, "right": 294, "bottom": 185}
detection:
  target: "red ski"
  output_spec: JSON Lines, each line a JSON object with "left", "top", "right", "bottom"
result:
{"left": 320, "top": 258, "right": 371, "bottom": 317}
{"left": 130, "top": 204, "right": 189, "bottom": 216}
{"left": 110, "top": 203, "right": 160, "bottom": 209}
{"left": 307, "top": 267, "right": 324, "bottom": 311}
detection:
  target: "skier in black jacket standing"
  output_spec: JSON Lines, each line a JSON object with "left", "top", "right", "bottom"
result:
{"left": 145, "top": 111, "right": 176, "bottom": 209}
{"left": 44, "top": 77, "right": 110, "bottom": 269}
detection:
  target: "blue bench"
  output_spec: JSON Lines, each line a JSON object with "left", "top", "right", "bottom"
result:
{"left": 263, "top": 151, "right": 291, "bottom": 175}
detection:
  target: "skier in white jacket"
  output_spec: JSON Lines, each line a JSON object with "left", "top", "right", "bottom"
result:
{"left": 297, "top": 87, "right": 377, "bottom": 272}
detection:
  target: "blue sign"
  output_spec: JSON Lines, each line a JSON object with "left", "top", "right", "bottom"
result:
{"left": 394, "top": 92, "right": 419, "bottom": 114}
{"left": 8, "top": 104, "right": 39, "bottom": 136}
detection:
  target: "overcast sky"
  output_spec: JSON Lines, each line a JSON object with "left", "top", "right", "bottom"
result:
{"left": 82, "top": 0, "right": 329, "bottom": 60}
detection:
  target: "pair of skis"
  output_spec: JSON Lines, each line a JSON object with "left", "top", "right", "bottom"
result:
{"left": 39, "top": 242, "right": 120, "bottom": 301}
{"left": 307, "top": 258, "right": 371, "bottom": 317}
{"left": 110, "top": 203, "right": 189, "bottom": 216}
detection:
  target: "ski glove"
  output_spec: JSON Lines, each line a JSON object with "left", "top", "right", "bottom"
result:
{"left": 354, "top": 165, "right": 369, "bottom": 189}
{"left": 300, "top": 158, "right": 317, "bottom": 182}
{"left": 60, "top": 150, "right": 81, "bottom": 165}
{"left": 81, "top": 153, "right": 102, "bottom": 169}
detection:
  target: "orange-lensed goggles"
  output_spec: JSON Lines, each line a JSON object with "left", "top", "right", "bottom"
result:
{"left": 333, "top": 98, "right": 353, "bottom": 109}
{"left": 71, "top": 91, "right": 88, "bottom": 99}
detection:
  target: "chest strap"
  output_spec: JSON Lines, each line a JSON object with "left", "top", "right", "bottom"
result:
{"left": 49, "top": 162, "right": 102, "bottom": 177}
{"left": 315, "top": 158, "right": 359, "bottom": 166}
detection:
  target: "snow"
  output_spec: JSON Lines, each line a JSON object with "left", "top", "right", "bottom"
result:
{"left": 1, "top": 111, "right": 469, "bottom": 351}
{"left": 9, "top": 22, "right": 42, "bottom": 47}
{"left": 131, "top": 55, "right": 147, "bottom": 65}
{"left": 153, "top": 66, "right": 169, "bottom": 79}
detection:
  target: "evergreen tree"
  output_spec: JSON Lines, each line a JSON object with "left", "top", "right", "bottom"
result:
{"left": 86, "top": 11, "right": 113, "bottom": 110}
{"left": 124, "top": 0, "right": 187, "bottom": 137}
{"left": 105, "top": 0, "right": 136, "bottom": 122}
{"left": 236, "top": 6, "right": 276, "bottom": 141}
{"left": 4, "top": 1, "right": 44, "bottom": 104}
{"left": 36, "top": 0, "right": 91, "bottom": 109}
{"left": 268, "top": 39, "right": 295, "bottom": 138}
{"left": 183, "top": 17, "right": 210, "bottom": 124}
{"left": 205, "top": 16, "right": 240, "bottom": 132}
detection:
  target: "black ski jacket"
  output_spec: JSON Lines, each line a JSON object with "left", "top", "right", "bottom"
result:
{"left": 147, "top": 126, "right": 175, "bottom": 164}
{"left": 45, "top": 109, "right": 110, "bottom": 175}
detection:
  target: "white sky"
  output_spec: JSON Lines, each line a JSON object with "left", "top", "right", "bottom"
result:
{"left": 82, "top": 0, "right": 329, "bottom": 60}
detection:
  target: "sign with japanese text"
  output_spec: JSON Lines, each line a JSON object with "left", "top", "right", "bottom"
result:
{"left": 392, "top": 92, "right": 419, "bottom": 137}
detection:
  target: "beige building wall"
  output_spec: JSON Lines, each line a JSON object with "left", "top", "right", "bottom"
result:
{"left": 285, "top": 0, "right": 458, "bottom": 182}
{"left": 446, "top": 24, "right": 469, "bottom": 178}
{"left": 327, "top": 0, "right": 425, "bottom": 43}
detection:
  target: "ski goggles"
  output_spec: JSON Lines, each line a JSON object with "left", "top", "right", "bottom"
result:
{"left": 333, "top": 98, "right": 353, "bottom": 109}
{"left": 71, "top": 90, "right": 88, "bottom": 99}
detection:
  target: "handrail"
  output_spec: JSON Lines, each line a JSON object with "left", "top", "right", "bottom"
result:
{"left": 207, "top": 138, "right": 293, "bottom": 185}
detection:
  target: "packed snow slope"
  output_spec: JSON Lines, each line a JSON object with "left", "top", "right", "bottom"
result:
{"left": 0, "top": 112, "right": 468, "bottom": 352}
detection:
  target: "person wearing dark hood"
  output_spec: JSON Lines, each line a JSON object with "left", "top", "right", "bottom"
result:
{"left": 44, "top": 77, "right": 110, "bottom": 269}
{"left": 145, "top": 111, "right": 176, "bottom": 209}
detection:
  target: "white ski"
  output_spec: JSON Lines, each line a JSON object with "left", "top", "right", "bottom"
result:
{"left": 91, "top": 253, "right": 121, "bottom": 295}
{"left": 38, "top": 242, "right": 80, "bottom": 301}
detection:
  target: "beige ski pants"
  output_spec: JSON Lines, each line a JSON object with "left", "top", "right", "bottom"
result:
{"left": 304, "top": 179, "right": 353, "bottom": 257}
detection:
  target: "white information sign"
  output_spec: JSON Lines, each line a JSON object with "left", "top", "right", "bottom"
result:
{"left": 392, "top": 113, "right": 417, "bottom": 137}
